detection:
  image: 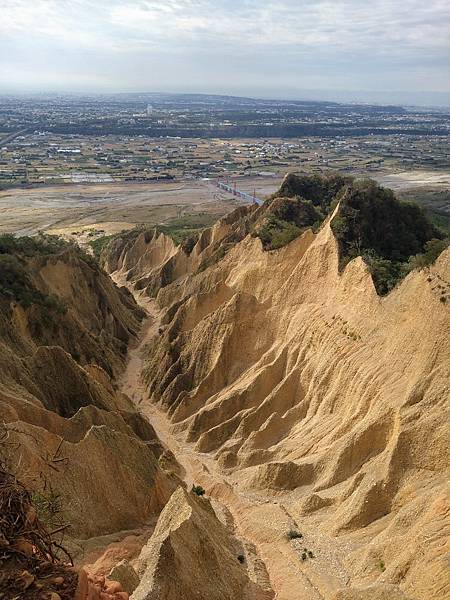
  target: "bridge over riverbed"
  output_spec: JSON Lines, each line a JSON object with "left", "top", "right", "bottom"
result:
{"left": 216, "top": 179, "right": 264, "bottom": 206}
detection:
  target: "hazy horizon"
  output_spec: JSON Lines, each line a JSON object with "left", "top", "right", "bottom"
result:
{"left": 1, "top": 1, "right": 449, "bottom": 107}
{"left": 1, "top": 89, "right": 449, "bottom": 109}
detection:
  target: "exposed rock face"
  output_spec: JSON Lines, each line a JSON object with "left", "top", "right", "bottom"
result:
{"left": 0, "top": 245, "right": 174, "bottom": 539}
{"left": 108, "top": 560, "right": 140, "bottom": 595}
{"left": 104, "top": 188, "right": 450, "bottom": 600}
{"left": 132, "top": 487, "right": 272, "bottom": 600}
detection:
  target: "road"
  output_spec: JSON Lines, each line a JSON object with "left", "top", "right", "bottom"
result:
{"left": 0, "top": 128, "right": 29, "bottom": 149}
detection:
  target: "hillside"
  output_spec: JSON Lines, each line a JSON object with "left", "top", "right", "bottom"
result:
{"left": 103, "top": 173, "right": 449, "bottom": 600}
{"left": 0, "top": 234, "right": 267, "bottom": 600}
{"left": 0, "top": 235, "right": 179, "bottom": 599}
{"left": 0, "top": 237, "right": 180, "bottom": 529}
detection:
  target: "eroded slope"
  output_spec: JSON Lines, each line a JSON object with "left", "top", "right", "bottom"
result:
{"left": 0, "top": 237, "right": 175, "bottom": 541}
{"left": 105, "top": 174, "right": 450, "bottom": 600}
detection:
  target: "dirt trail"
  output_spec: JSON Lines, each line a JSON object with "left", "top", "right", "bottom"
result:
{"left": 115, "top": 277, "right": 348, "bottom": 600}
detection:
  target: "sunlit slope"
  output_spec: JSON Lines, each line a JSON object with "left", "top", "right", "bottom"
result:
{"left": 105, "top": 174, "right": 450, "bottom": 599}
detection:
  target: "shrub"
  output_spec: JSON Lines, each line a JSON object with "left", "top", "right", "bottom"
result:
{"left": 287, "top": 529, "right": 303, "bottom": 540}
{"left": 407, "top": 238, "right": 449, "bottom": 270}
{"left": 0, "top": 233, "right": 67, "bottom": 257}
{"left": 89, "top": 234, "right": 116, "bottom": 259}
{"left": 43, "top": 294, "right": 68, "bottom": 315}
{"left": 71, "top": 350, "right": 81, "bottom": 361}
{"left": 362, "top": 253, "right": 408, "bottom": 296}
{"left": 255, "top": 216, "right": 302, "bottom": 250}
{"left": 191, "top": 484, "right": 205, "bottom": 496}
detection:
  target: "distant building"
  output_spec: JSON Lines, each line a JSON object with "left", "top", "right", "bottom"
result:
{"left": 146, "top": 104, "right": 153, "bottom": 116}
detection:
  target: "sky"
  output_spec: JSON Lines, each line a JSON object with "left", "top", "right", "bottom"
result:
{"left": 0, "top": 0, "right": 449, "bottom": 106}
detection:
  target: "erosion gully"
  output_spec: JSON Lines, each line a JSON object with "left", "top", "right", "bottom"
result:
{"left": 113, "top": 274, "right": 348, "bottom": 600}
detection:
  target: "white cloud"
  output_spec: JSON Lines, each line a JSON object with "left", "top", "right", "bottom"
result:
{"left": 0, "top": 0, "right": 449, "bottom": 97}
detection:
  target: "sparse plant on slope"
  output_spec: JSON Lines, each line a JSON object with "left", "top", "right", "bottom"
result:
{"left": 88, "top": 233, "right": 117, "bottom": 259}
{"left": 0, "top": 253, "right": 67, "bottom": 312}
{"left": 407, "top": 238, "right": 449, "bottom": 270}
{"left": 287, "top": 529, "right": 303, "bottom": 540}
{"left": 252, "top": 173, "right": 447, "bottom": 294}
{"left": 31, "top": 488, "right": 67, "bottom": 533}
{"left": 191, "top": 484, "right": 205, "bottom": 496}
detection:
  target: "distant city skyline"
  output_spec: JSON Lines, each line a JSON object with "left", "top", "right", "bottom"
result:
{"left": 1, "top": 0, "right": 449, "bottom": 107}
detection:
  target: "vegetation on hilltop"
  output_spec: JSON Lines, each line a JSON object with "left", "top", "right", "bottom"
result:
{"left": 0, "top": 233, "right": 94, "bottom": 311}
{"left": 99, "top": 173, "right": 448, "bottom": 297}
{"left": 254, "top": 173, "right": 351, "bottom": 251}
{"left": 330, "top": 179, "right": 446, "bottom": 294}
{"left": 331, "top": 179, "right": 440, "bottom": 264}
{"left": 0, "top": 233, "right": 67, "bottom": 257}
{"left": 253, "top": 173, "right": 448, "bottom": 295}
{"left": 276, "top": 172, "right": 353, "bottom": 208}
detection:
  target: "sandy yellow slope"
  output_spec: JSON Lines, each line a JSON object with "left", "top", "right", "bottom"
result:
{"left": 108, "top": 209, "right": 450, "bottom": 599}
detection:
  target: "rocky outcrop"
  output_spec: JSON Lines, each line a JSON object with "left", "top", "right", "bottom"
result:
{"left": 132, "top": 487, "right": 272, "bottom": 600}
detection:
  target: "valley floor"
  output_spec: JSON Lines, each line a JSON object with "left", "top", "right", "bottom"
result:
{"left": 115, "top": 278, "right": 355, "bottom": 600}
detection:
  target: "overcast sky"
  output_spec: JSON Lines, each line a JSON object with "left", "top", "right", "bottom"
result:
{"left": 1, "top": 0, "right": 449, "bottom": 105}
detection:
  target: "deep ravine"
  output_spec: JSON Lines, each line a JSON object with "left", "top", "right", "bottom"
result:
{"left": 113, "top": 273, "right": 350, "bottom": 600}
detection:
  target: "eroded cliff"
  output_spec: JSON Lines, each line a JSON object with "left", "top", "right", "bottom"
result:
{"left": 104, "top": 174, "right": 449, "bottom": 600}
{"left": 0, "top": 238, "right": 175, "bottom": 542}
